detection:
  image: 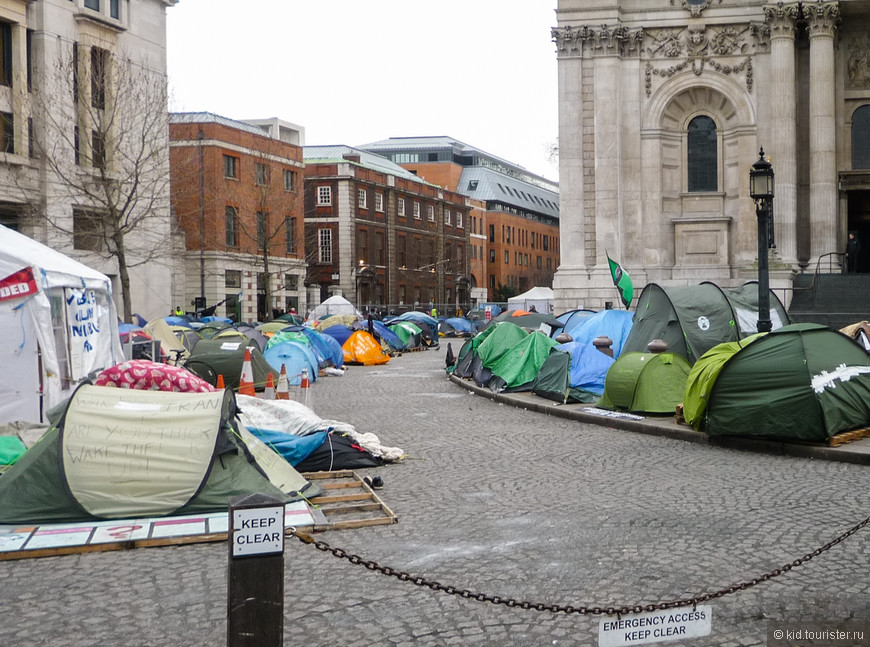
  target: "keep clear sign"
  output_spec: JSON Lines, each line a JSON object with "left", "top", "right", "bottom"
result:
{"left": 232, "top": 506, "right": 284, "bottom": 557}
{"left": 598, "top": 606, "right": 712, "bottom": 647}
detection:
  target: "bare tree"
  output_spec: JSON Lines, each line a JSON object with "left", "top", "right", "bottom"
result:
{"left": 26, "top": 44, "right": 172, "bottom": 322}
{"left": 233, "top": 147, "right": 301, "bottom": 322}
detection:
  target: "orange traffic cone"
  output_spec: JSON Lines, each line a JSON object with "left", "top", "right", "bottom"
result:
{"left": 238, "top": 348, "right": 256, "bottom": 396}
{"left": 276, "top": 364, "right": 291, "bottom": 400}
{"left": 263, "top": 373, "right": 276, "bottom": 400}
{"left": 216, "top": 374, "right": 225, "bottom": 390}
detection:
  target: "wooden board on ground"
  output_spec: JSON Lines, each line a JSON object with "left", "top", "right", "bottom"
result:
{"left": 302, "top": 470, "right": 398, "bottom": 531}
{"left": 828, "top": 427, "right": 870, "bottom": 447}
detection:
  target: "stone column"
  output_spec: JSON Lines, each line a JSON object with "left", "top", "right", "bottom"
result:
{"left": 551, "top": 30, "right": 588, "bottom": 311}
{"left": 554, "top": 45, "right": 584, "bottom": 268}
{"left": 11, "top": 23, "right": 29, "bottom": 157}
{"left": 764, "top": 3, "right": 800, "bottom": 268}
{"left": 805, "top": 1, "right": 840, "bottom": 268}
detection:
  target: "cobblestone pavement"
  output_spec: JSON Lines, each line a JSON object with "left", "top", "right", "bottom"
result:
{"left": 3, "top": 349, "right": 870, "bottom": 647}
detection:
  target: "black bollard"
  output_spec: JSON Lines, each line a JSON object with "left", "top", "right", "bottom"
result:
{"left": 227, "top": 493, "right": 285, "bottom": 647}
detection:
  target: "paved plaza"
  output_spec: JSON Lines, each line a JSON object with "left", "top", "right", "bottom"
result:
{"left": 3, "top": 349, "right": 870, "bottom": 646}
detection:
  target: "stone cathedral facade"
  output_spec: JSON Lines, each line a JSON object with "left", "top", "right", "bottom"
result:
{"left": 551, "top": 0, "right": 870, "bottom": 312}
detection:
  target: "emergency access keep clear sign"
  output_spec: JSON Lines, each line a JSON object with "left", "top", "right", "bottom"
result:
{"left": 231, "top": 506, "right": 284, "bottom": 557}
{"left": 598, "top": 606, "right": 712, "bottom": 646}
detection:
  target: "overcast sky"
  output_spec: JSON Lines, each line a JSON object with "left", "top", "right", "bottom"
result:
{"left": 166, "top": 1, "right": 560, "bottom": 181}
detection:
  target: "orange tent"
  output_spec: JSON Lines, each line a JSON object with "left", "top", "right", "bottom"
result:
{"left": 342, "top": 330, "right": 390, "bottom": 365}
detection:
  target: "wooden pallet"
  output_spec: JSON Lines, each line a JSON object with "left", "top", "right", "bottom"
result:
{"left": 0, "top": 472, "right": 396, "bottom": 560}
{"left": 302, "top": 470, "right": 398, "bottom": 531}
{"left": 828, "top": 427, "right": 870, "bottom": 447}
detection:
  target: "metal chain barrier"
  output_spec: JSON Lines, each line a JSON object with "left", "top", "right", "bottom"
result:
{"left": 289, "top": 512, "right": 870, "bottom": 617}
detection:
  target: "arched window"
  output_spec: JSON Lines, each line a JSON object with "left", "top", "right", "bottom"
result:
{"left": 853, "top": 105, "right": 870, "bottom": 169}
{"left": 687, "top": 115, "right": 717, "bottom": 192}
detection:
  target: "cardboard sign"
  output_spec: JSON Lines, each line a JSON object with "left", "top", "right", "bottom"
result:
{"left": 0, "top": 266, "right": 38, "bottom": 302}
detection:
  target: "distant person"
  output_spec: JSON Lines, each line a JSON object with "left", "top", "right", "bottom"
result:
{"left": 528, "top": 305, "right": 537, "bottom": 313}
{"left": 430, "top": 305, "right": 437, "bottom": 318}
{"left": 846, "top": 231, "right": 861, "bottom": 273}
{"left": 173, "top": 305, "right": 183, "bottom": 316}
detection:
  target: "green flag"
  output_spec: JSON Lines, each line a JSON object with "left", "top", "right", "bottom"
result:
{"left": 607, "top": 254, "right": 633, "bottom": 309}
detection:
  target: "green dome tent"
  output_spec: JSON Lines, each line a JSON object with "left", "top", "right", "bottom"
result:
{"left": 683, "top": 323, "right": 870, "bottom": 442}
{"left": 623, "top": 282, "right": 790, "bottom": 364}
{"left": 598, "top": 352, "right": 692, "bottom": 414}
{"left": 473, "top": 322, "right": 530, "bottom": 386}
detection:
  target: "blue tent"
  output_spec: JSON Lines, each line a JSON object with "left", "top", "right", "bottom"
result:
{"left": 556, "top": 340, "right": 616, "bottom": 395}
{"left": 394, "top": 311, "right": 438, "bottom": 328}
{"left": 201, "top": 315, "right": 233, "bottom": 324}
{"left": 555, "top": 309, "right": 596, "bottom": 334}
{"left": 263, "top": 341, "right": 319, "bottom": 385}
{"left": 561, "top": 309, "right": 634, "bottom": 357}
{"left": 317, "top": 330, "right": 345, "bottom": 368}
{"left": 163, "top": 315, "right": 193, "bottom": 328}
{"left": 321, "top": 324, "right": 353, "bottom": 347}
{"left": 298, "top": 327, "right": 345, "bottom": 368}
{"left": 442, "top": 317, "right": 473, "bottom": 336}
{"left": 371, "top": 320, "right": 406, "bottom": 350}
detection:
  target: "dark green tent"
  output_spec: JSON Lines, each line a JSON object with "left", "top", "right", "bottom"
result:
{"left": 598, "top": 352, "right": 692, "bottom": 414}
{"left": 184, "top": 338, "right": 275, "bottom": 390}
{"left": 686, "top": 323, "right": 870, "bottom": 442}
{"left": 623, "top": 282, "right": 790, "bottom": 364}
{"left": 0, "top": 386, "right": 317, "bottom": 524}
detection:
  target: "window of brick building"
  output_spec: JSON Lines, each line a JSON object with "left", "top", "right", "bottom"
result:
{"left": 225, "top": 206, "right": 237, "bottom": 246}
{"left": 224, "top": 155, "right": 238, "bottom": 179}
{"left": 317, "top": 186, "right": 332, "bottom": 206}
{"left": 318, "top": 228, "right": 332, "bottom": 263}
{"left": 255, "top": 163, "right": 269, "bottom": 186}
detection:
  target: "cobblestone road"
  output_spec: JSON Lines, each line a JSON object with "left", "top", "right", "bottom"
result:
{"left": 2, "top": 349, "right": 870, "bottom": 646}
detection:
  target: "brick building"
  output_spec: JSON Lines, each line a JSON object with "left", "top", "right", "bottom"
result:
{"left": 359, "top": 136, "right": 560, "bottom": 302}
{"left": 302, "top": 146, "right": 472, "bottom": 314}
{"left": 169, "top": 113, "right": 306, "bottom": 321}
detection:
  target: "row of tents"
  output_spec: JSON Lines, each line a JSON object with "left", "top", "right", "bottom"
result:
{"left": 450, "top": 282, "right": 870, "bottom": 444}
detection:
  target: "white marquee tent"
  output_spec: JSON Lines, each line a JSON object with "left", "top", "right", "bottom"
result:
{"left": 0, "top": 225, "right": 123, "bottom": 425}
{"left": 507, "top": 286, "right": 555, "bottom": 313}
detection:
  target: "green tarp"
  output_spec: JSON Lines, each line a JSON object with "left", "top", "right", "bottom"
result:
{"left": 476, "top": 322, "right": 529, "bottom": 369}
{"left": 488, "top": 331, "right": 559, "bottom": 391}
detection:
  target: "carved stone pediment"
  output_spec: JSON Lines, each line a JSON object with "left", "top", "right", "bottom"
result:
{"left": 643, "top": 24, "right": 755, "bottom": 59}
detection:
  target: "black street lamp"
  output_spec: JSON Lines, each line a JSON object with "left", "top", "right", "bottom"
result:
{"left": 749, "top": 148, "right": 775, "bottom": 333}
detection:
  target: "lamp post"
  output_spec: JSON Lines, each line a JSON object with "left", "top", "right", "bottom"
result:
{"left": 749, "top": 148, "right": 775, "bottom": 333}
